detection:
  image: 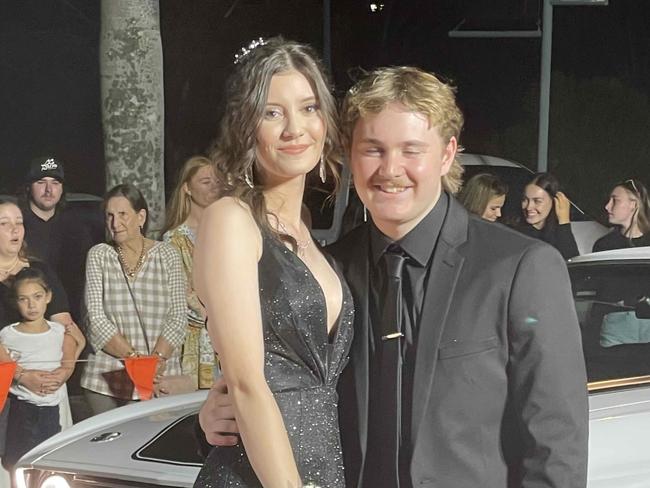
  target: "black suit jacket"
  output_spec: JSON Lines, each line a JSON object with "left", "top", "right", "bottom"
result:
{"left": 329, "top": 196, "right": 588, "bottom": 488}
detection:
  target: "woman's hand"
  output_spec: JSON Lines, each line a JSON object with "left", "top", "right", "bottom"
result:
{"left": 152, "top": 355, "right": 169, "bottom": 397}
{"left": 554, "top": 191, "right": 571, "bottom": 225}
{"left": 18, "top": 370, "right": 60, "bottom": 396}
{"left": 153, "top": 375, "right": 167, "bottom": 397}
{"left": 48, "top": 366, "right": 73, "bottom": 386}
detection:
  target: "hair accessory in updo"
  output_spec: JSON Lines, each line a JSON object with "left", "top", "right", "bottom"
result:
{"left": 233, "top": 37, "right": 268, "bottom": 65}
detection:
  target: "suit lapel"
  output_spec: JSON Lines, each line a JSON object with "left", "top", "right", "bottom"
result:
{"left": 411, "top": 198, "right": 468, "bottom": 447}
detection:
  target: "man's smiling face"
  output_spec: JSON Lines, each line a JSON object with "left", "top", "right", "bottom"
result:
{"left": 350, "top": 102, "right": 457, "bottom": 239}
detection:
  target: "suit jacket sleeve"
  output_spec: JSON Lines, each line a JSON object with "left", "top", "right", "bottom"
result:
{"left": 508, "top": 242, "right": 588, "bottom": 487}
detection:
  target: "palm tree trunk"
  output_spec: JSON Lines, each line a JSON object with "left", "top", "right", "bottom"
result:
{"left": 100, "top": 0, "right": 165, "bottom": 235}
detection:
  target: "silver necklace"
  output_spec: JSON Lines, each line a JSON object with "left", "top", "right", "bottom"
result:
{"left": 277, "top": 221, "right": 311, "bottom": 255}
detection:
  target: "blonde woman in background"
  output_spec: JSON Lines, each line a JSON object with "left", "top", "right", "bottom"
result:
{"left": 161, "top": 156, "right": 221, "bottom": 389}
{"left": 458, "top": 173, "right": 508, "bottom": 222}
{"left": 593, "top": 178, "right": 650, "bottom": 251}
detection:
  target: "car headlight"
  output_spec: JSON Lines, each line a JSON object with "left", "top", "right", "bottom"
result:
{"left": 39, "top": 475, "right": 71, "bottom": 488}
{"left": 14, "top": 468, "right": 29, "bottom": 488}
{"left": 15, "top": 469, "right": 71, "bottom": 488}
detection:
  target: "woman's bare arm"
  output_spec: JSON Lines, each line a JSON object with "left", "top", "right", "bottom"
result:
{"left": 194, "top": 198, "right": 301, "bottom": 488}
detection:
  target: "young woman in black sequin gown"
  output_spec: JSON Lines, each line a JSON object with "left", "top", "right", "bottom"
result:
{"left": 193, "top": 37, "right": 353, "bottom": 488}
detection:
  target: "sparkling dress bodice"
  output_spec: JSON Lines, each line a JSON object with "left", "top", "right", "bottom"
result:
{"left": 194, "top": 232, "right": 354, "bottom": 488}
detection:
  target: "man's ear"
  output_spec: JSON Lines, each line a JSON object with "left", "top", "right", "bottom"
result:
{"left": 439, "top": 136, "right": 458, "bottom": 177}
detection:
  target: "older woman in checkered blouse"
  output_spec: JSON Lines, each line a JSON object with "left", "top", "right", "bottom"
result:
{"left": 80, "top": 184, "right": 186, "bottom": 415}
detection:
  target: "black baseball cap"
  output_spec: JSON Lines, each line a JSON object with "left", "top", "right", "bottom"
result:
{"left": 26, "top": 156, "right": 65, "bottom": 184}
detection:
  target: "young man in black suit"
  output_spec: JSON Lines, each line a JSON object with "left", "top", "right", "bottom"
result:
{"left": 198, "top": 67, "right": 588, "bottom": 488}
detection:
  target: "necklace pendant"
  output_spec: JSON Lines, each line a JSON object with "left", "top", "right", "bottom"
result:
{"left": 116, "top": 238, "right": 147, "bottom": 279}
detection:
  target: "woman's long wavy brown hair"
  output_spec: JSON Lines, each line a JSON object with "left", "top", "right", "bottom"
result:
{"left": 208, "top": 37, "right": 343, "bottom": 247}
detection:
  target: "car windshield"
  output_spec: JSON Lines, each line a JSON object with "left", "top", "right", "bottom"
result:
{"left": 570, "top": 260, "right": 650, "bottom": 390}
{"left": 135, "top": 414, "right": 203, "bottom": 466}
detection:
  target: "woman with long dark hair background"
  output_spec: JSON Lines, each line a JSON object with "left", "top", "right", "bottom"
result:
{"left": 517, "top": 172, "right": 579, "bottom": 259}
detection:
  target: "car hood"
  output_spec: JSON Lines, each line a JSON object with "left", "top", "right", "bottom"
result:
{"left": 19, "top": 387, "right": 650, "bottom": 488}
{"left": 17, "top": 391, "right": 208, "bottom": 487}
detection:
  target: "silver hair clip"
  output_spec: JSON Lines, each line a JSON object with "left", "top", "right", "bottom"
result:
{"left": 233, "top": 37, "right": 268, "bottom": 65}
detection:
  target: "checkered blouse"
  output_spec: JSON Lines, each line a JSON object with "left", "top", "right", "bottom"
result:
{"left": 81, "top": 242, "right": 187, "bottom": 400}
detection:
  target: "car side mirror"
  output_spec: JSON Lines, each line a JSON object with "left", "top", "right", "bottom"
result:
{"left": 635, "top": 296, "right": 650, "bottom": 319}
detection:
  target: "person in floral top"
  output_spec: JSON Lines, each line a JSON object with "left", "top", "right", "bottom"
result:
{"left": 162, "top": 156, "right": 221, "bottom": 389}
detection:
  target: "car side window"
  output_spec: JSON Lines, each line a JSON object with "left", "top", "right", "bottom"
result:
{"left": 571, "top": 263, "right": 650, "bottom": 387}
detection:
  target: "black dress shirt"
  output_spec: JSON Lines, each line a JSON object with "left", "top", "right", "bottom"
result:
{"left": 365, "top": 193, "right": 448, "bottom": 487}
{"left": 21, "top": 204, "right": 104, "bottom": 321}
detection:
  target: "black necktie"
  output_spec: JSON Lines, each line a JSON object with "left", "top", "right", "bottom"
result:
{"left": 366, "top": 246, "right": 406, "bottom": 487}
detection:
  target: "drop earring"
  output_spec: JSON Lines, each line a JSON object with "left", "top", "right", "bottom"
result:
{"left": 319, "top": 154, "right": 326, "bottom": 184}
{"left": 244, "top": 167, "right": 254, "bottom": 189}
{"left": 363, "top": 205, "right": 368, "bottom": 222}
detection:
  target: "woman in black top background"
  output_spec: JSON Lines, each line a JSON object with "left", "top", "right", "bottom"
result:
{"left": 0, "top": 199, "right": 72, "bottom": 327}
{"left": 0, "top": 198, "right": 84, "bottom": 463}
{"left": 593, "top": 178, "right": 650, "bottom": 252}
{"left": 517, "top": 173, "right": 579, "bottom": 260}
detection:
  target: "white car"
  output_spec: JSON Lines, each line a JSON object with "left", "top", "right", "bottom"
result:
{"left": 571, "top": 247, "right": 650, "bottom": 487}
{"left": 14, "top": 247, "right": 650, "bottom": 487}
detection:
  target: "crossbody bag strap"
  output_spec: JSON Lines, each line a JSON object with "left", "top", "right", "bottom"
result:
{"left": 119, "top": 264, "right": 152, "bottom": 355}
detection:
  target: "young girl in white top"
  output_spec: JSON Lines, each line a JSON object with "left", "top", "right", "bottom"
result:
{"left": 0, "top": 267, "right": 82, "bottom": 470}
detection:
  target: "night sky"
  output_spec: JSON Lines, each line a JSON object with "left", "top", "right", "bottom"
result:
{"left": 1, "top": 0, "right": 649, "bottom": 219}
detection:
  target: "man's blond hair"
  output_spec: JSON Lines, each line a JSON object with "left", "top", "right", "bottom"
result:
{"left": 341, "top": 66, "right": 464, "bottom": 194}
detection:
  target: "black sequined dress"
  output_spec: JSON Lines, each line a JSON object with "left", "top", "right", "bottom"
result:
{"left": 194, "top": 232, "right": 354, "bottom": 488}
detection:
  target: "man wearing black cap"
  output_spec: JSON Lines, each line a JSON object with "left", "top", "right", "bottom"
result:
{"left": 22, "top": 157, "right": 67, "bottom": 264}
{"left": 20, "top": 156, "right": 104, "bottom": 321}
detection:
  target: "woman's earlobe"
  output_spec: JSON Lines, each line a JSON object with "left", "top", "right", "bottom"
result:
{"left": 138, "top": 209, "right": 148, "bottom": 229}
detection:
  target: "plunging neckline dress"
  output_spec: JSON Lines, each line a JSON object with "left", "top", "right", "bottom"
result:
{"left": 193, "top": 231, "right": 354, "bottom": 488}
